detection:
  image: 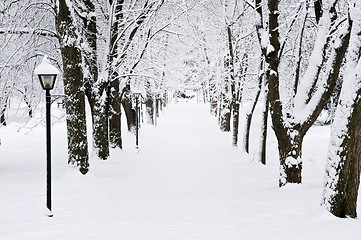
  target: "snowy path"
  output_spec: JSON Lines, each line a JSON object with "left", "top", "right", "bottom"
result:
{"left": 89, "top": 103, "right": 251, "bottom": 239}
{"left": 1, "top": 102, "right": 360, "bottom": 239}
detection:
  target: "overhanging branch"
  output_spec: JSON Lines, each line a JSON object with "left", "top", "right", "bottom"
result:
{"left": 0, "top": 28, "right": 58, "bottom": 38}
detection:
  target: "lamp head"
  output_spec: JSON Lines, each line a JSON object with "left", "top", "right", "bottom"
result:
{"left": 34, "top": 56, "right": 59, "bottom": 90}
{"left": 133, "top": 89, "right": 142, "bottom": 98}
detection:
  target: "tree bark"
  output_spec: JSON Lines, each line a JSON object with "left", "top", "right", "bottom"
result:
{"left": 244, "top": 86, "right": 261, "bottom": 153}
{"left": 265, "top": 0, "right": 350, "bottom": 186}
{"left": 209, "top": 76, "right": 218, "bottom": 116}
{"left": 156, "top": 97, "right": 160, "bottom": 118}
{"left": 323, "top": 8, "right": 360, "bottom": 218}
{"left": 314, "top": 0, "right": 323, "bottom": 24}
{"left": 107, "top": 0, "right": 125, "bottom": 149}
{"left": 278, "top": 129, "right": 304, "bottom": 186}
{"left": 81, "top": 0, "right": 110, "bottom": 160}
{"left": 109, "top": 78, "right": 122, "bottom": 149}
{"left": 57, "top": 0, "right": 89, "bottom": 174}
{"left": 0, "top": 101, "right": 6, "bottom": 126}
{"left": 219, "top": 93, "right": 231, "bottom": 132}
{"left": 121, "top": 84, "right": 136, "bottom": 132}
{"left": 326, "top": 101, "right": 361, "bottom": 218}
{"left": 260, "top": 85, "right": 269, "bottom": 165}
{"left": 145, "top": 88, "right": 154, "bottom": 125}
{"left": 232, "top": 102, "right": 240, "bottom": 146}
{"left": 226, "top": 25, "right": 236, "bottom": 135}
{"left": 220, "top": 57, "right": 231, "bottom": 132}
{"left": 92, "top": 98, "right": 110, "bottom": 159}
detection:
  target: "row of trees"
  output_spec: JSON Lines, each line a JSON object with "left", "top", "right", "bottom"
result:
{"left": 1, "top": 0, "right": 178, "bottom": 172}
{"left": 57, "top": 0, "right": 171, "bottom": 173}
{"left": 1, "top": 0, "right": 360, "bottom": 218}
{"left": 182, "top": 0, "right": 360, "bottom": 218}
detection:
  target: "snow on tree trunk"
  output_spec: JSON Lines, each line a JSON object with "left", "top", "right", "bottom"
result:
{"left": 254, "top": 0, "right": 269, "bottom": 165}
{"left": 80, "top": 0, "right": 110, "bottom": 160}
{"left": 109, "top": 77, "right": 122, "bottom": 149}
{"left": 0, "top": 106, "right": 6, "bottom": 126}
{"left": 219, "top": 94, "right": 231, "bottom": 132}
{"left": 232, "top": 101, "right": 240, "bottom": 146}
{"left": 57, "top": 0, "right": 89, "bottom": 174}
{"left": 219, "top": 64, "right": 231, "bottom": 132}
{"left": 0, "top": 96, "right": 7, "bottom": 126}
{"left": 265, "top": 0, "right": 351, "bottom": 186}
{"left": 243, "top": 84, "right": 261, "bottom": 153}
{"left": 259, "top": 83, "right": 269, "bottom": 165}
{"left": 278, "top": 129, "right": 304, "bottom": 186}
{"left": 208, "top": 76, "right": 218, "bottom": 116}
{"left": 107, "top": 0, "right": 125, "bottom": 150}
{"left": 322, "top": 5, "right": 361, "bottom": 218}
{"left": 91, "top": 94, "right": 110, "bottom": 160}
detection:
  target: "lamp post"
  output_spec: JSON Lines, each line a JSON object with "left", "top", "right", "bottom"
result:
{"left": 133, "top": 90, "right": 142, "bottom": 149}
{"left": 34, "top": 56, "right": 59, "bottom": 217}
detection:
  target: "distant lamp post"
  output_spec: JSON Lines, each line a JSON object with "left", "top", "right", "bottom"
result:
{"left": 133, "top": 89, "right": 142, "bottom": 149}
{"left": 34, "top": 56, "right": 59, "bottom": 217}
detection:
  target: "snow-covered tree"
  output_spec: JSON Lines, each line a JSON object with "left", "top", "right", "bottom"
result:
{"left": 265, "top": 0, "right": 351, "bottom": 186}
{"left": 56, "top": 0, "right": 89, "bottom": 174}
{"left": 322, "top": 0, "right": 361, "bottom": 218}
{"left": 53, "top": 0, "right": 166, "bottom": 167}
{"left": 0, "top": 0, "right": 58, "bottom": 126}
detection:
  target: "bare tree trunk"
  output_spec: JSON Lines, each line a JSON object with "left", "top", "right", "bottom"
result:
{"left": 232, "top": 102, "right": 240, "bottom": 146}
{"left": 145, "top": 99, "right": 154, "bottom": 125}
{"left": 145, "top": 88, "right": 154, "bottom": 125}
{"left": 0, "top": 100, "right": 7, "bottom": 126}
{"left": 210, "top": 100, "right": 218, "bottom": 116}
{"left": 314, "top": 0, "right": 323, "bottom": 24}
{"left": 122, "top": 98, "right": 136, "bottom": 132}
{"left": 260, "top": 86, "right": 269, "bottom": 165}
{"left": 159, "top": 96, "right": 163, "bottom": 112}
{"left": 0, "top": 89, "right": 10, "bottom": 126}
{"left": 156, "top": 97, "right": 160, "bottom": 118}
{"left": 120, "top": 83, "right": 136, "bottom": 132}
{"left": 162, "top": 92, "right": 168, "bottom": 109}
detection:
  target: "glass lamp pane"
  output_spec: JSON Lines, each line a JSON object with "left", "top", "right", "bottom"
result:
{"left": 41, "top": 75, "right": 54, "bottom": 89}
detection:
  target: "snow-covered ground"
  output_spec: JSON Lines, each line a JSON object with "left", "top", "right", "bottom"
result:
{"left": 0, "top": 101, "right": 360, "bottom": 240}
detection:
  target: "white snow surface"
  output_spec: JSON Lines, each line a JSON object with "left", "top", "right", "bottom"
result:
{"left": 34, "top": 56, "right": 60, "bottom": 76}
{"left": 0, "top": 102, "right": 360, "bottom": 239}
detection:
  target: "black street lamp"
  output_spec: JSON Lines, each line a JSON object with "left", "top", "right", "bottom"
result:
{"left": 34, "top": 56, "right": 59, "bottom": 217}
{"left": 133, "top": 90, "right": 142, "bottom": 149}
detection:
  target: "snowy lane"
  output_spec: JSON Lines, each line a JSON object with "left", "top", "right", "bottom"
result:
{"left": 112, "top": 103, "right": 246, "bottom": 227}
{"left": 1, "top": 102, "right": 361, "bottom": 239}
